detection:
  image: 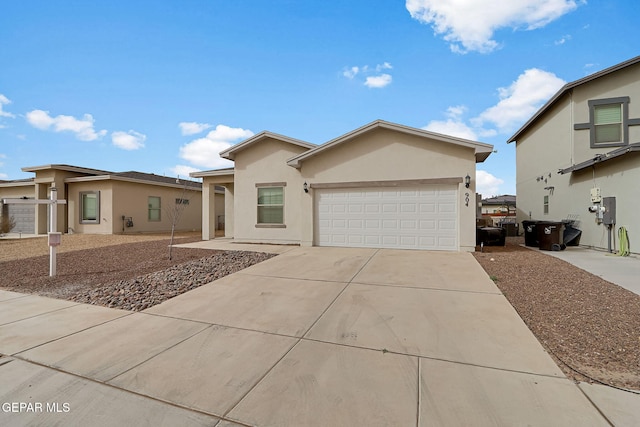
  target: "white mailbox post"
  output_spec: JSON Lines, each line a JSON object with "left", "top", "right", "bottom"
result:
{"left": 2, "top": 186, "right": 67, "bottom": 276}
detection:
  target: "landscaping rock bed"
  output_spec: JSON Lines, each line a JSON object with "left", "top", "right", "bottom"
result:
{"left": 69, "top": 251, "right": 275, "bottom": 311}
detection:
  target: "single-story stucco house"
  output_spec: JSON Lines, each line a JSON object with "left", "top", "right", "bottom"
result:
{"left": 508, "top": 55, "right": 640, "bottom": 254}
{"left": 192, "top": 120, "right": 493, "bottom": 252}
{"left": 0, "top": 164, "right": 219, "bottom": 235}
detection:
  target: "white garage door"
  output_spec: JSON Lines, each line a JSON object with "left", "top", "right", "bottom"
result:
{"left": 316, "top": 185, "right": 458, "bottom": 250}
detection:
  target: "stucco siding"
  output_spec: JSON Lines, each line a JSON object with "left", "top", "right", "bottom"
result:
{"left": 111, "top": 181, "right": 202, "bottom": 234}
{"left": 233, "top": 138, "right": 309, "bottom": 244}
{"left": 299, "top": 128, "right": 478, "bottom": 251}
{"left": 67, "top": 181, "right": 114, "bottom": 234}
{"left": 515, "top": 61, "right": 640, "bottom": 253}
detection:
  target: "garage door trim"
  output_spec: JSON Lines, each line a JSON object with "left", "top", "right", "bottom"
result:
{"left": 310, "top": 177, "right": 463, "bottom": 190}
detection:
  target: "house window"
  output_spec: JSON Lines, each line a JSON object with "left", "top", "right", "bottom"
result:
{"left": 583, "top": 97, "right": 630, "bottom": 148}
{"left": 594, "top": 103, "right": 622, "bottom": 144}
{"left": 543, "top": 195, "right": 549, "bottom": 215}
{"left": 80, "top": 191, "right": 100, "bottom": 224}
{"left": 148, "top": 196, "right": 161, "bottom": 221}
{"left": 175, "top": 198, "right": 189, "bottom": 205}
{"left": 257, "top": 187, "right": 284, "bottom": 224}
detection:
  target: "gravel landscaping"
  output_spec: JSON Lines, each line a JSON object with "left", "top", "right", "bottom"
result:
{"left": 2, "top": 233, "right": 638, "bottom": 392}
{"left": 473, "top": 237, "right": 640, "bottom": 392}
{"left": 0, "top": 234, "right": 275, "bottom": 311}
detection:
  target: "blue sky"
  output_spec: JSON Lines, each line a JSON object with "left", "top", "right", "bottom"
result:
{"left": 1, "top": 1, "right": 638, "bottom": 196}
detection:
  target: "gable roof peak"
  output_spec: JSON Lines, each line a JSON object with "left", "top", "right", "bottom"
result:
{"left": 219, "top": 131, "right": 316, "bottom": 160}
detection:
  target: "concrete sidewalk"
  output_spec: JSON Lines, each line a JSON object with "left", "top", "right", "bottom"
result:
{"left": 1, "top": 247, "right": 638, "bottom": 426}
{"left": 542, "top": 246, "right": 640, "bottom": 296}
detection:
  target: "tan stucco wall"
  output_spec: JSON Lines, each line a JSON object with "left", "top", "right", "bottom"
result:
{"left": 515, "top": 64, "right": 640, "bottom": 252}
{"left": 67, "top": 181, "right": 115, "bottom": 234}
{"left": 0, "top": 184, "right": 35, "bottom": 199}
{"left": 232, "top": 138, "right": 309, "bottom": 244}
{"left": 110, "top": 181, "right": 202, "bottom": 234}
{"left": 66, "top": 180, "right": 202, "bottom": 234}
{"left": 298, "top": 128, "right": 478, "bottom": 251}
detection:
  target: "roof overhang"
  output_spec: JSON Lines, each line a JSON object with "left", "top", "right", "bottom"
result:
{"left": 0, "top": 179, "right": 35, "bottom": 188}
{"left": 63, "top": 174, "right": 202, "bottom": 191}
{"left": 287, "top": 120, "right": 493, "bottom": 168}
{"left": 220, "top": 131, "right": 316, "bottom": 161}
{"left": 21, "top": 164, "right": 112, "bottom": 175}
{"left": 190, "top": 168, "right": 235, "bottom": 178}
{"left": 558, "top": 143, "right": 640, "bottom": 174}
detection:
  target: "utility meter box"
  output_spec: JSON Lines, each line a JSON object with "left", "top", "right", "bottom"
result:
{"left": 590, "top": 187, "right": 602, "bottom": 203}
{"left": 48, "top": 232, "right": 62, "bottom": 247}
{"left": 603, "top": 197, "right": 616, "bottom": 225}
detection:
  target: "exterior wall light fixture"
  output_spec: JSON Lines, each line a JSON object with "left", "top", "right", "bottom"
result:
{"left": 464, "top": 174, "right": 471, "bottom": 188}
{"left": 303, "top": 182, "right": 309, "bottom": 193}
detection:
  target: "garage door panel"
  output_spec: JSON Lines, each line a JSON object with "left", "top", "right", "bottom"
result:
{"left": 316, "top": 185, "right": 458, "bottom": 251}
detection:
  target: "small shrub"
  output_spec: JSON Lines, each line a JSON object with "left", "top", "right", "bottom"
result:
{"left": 0, "top": 215, "right": 16, "bottom": 234}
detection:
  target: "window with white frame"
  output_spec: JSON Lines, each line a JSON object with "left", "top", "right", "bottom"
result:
{"left": 148, "top": 196, "right": 161, "bottom": 221}
{"left": 257, "top": 186, "right": 284, "bottom": 224}
{"left": 80, "top": 191, "right": 100, "bottom": 224}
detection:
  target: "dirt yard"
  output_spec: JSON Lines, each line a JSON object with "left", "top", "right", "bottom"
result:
{"left": 474, "top": 237, "right": 640, "bottom": 392}
{"left": 2, "top": 233, "right": 639, "bottom": 391}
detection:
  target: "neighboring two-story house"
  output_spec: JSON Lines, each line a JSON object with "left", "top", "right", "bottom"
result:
{"left": 508, "top": 56, "right": 640, "bottom": 253}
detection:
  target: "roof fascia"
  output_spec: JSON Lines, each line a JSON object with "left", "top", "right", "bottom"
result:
{"left": 21, "top": 164, "right": 112, "bottom": 175}
{"left": 63, "top": 175, "right": 202, "bottom": 191}
{"left": 190, "top": 168, "right": 235, "bottom": 178}
{"left": 508, "top": 55, "right": 640, "bottom": 144}
{"left": 220, "top": 131, "right": 315, "bottom": 160}
{"left": 287, "top": 120, "right": 493, "bottom": 168}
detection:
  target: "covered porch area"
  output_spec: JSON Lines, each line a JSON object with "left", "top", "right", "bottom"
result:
{"left": 191, "top": 169, "right": 234, "bottom": 241}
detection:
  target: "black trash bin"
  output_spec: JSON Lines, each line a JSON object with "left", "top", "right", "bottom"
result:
{"left": 522, "top": 220, "right": 539, "bottom": 247}
{"left": 537, "top": 221, "right": 565, "bottom": 251}
{"left": 476, "top": 227, "right": 506, "bottom": 246}
{"left": 563, "top": 223, "right": 582, "bottom": 246}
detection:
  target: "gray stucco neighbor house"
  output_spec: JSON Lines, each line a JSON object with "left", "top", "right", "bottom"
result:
{"left": 508, "top": 55, "right": 640, "bottom": 253}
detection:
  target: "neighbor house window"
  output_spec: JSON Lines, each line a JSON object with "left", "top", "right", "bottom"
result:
{"left": 594, "top": 103, "right": 622, "bottom": 144}
{"left": 257, "top": 186, "right": 284, "bottom": 224}
{"left": 175, "top": 198, "right": 189, "bottom": 205}
{"left": 543, "top": 195, "right": 549, "bottom": 215}
{"left": 148, "top": 196, "right": 161, "bottom": 221}
{"left": 582, "top": 97, "right": 630, "bottom": 148}
{"left": 80, "top": 191, "right": 100, "bottom": 224}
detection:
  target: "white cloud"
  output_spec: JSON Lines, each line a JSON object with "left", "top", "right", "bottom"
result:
{"left": 179, "top": 121, "right": 212, "bottom": 136}
{"left": 364, "top": 74, "right": 393, "bottom": 88}
{"left": 424, "top": 119, "right": 478, "bottom": 141}
{"left": 406, "top": 0, "right": 583, "bottom": 53}
{"left": 343, "top": 66, "right": 360, "bottom": 79}
{"left": 554, "top": 34, "right": 571, "bottom": 45}
{"left": 0, "top": 173, "right": 8, "bottom": 179}
{"left": 111, "top": 130, "right": 146, "bottom": 150}
{"left": 343, "top": 63, "right": 394, "bottom": 88}
{"left": 423, "top": 68, "right": 565, "bottom": 141}
{"left": 25, "top": 109, "right": 107, "bottom": 141}
{"left": 179, "top": 124, "right": 254, "bottom": 169}
{"left": 475, "top": 68, "right": 566, "bottom": 132}
{"left": 170, "top": 165, "right": 201, "bottom": 178}
{"left": 476, "top": 170, "right": 505, "bottom": 197}
{"left": 0, "top": 94, "right": 15, "bottom": 118}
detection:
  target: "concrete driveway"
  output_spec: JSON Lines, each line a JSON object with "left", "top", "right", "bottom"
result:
{"left": 0, "top": 246, "right": 630, "bottom": 426}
